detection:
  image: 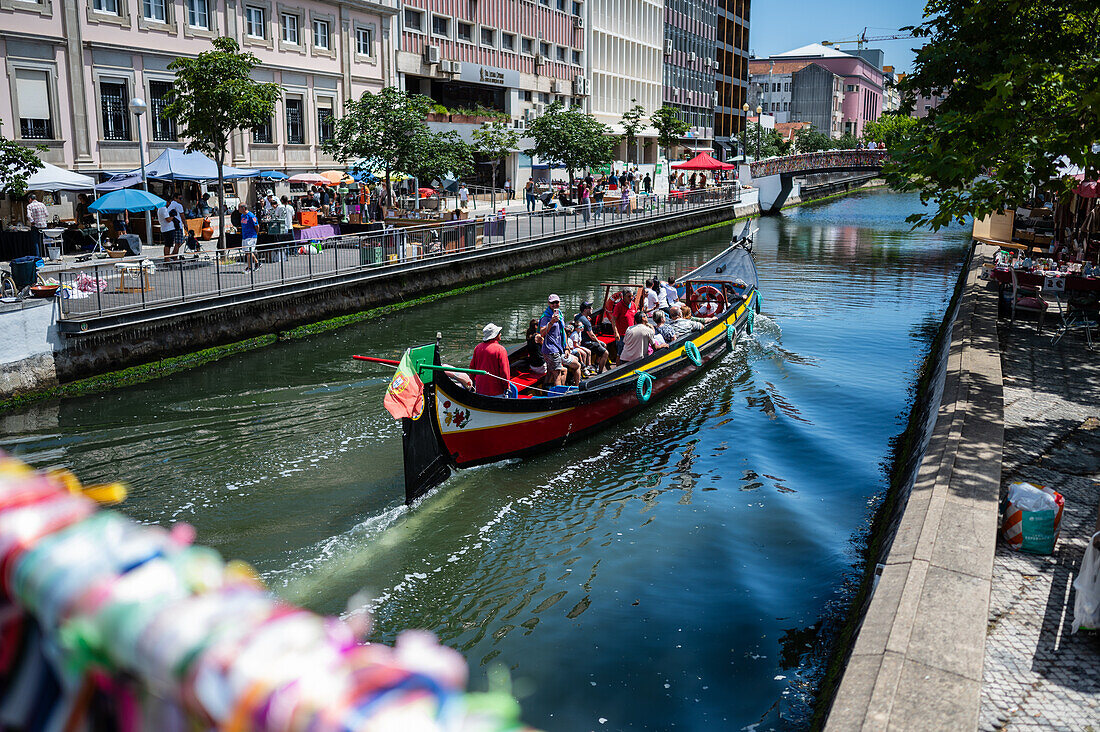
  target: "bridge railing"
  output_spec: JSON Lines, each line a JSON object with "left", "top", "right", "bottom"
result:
{"left": 749, "top": 149, "right": 889, "bottom": 178}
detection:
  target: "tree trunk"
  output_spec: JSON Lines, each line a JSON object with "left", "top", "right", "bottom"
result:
{"left": 216, "top": 156, "right": 226, "bottom": 252}
{"left": 384, "top": 166, "right": 391, "bottom": 219}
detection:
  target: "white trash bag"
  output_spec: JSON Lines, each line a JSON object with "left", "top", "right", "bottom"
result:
{"left": 1072, "top": 532, "right": 1100, "bottom": 633}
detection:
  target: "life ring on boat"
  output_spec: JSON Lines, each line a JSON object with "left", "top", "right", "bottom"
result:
{"left": 689, "top": 285, "right": 725, "bottom": 317}
{"left": 605, "top": 290, "right": 626, "bottom": 312}
{"left": 726, "top": 323, "right": 737, "bottom": 348}
{"left": 635, "top": 370, "right": 653, "bottom": 402}
{"left": 684, "top": 341, "right": 702, "bottom": 366}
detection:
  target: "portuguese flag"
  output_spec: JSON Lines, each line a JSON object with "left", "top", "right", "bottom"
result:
{"left": 383, "top": 348, "right": 425, "bottom": 420}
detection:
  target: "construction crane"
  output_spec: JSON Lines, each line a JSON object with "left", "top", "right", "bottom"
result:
{"left": 822, "top": 27, "right": 913, "bottom": 49}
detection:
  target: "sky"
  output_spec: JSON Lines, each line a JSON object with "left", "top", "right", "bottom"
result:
{"left": 749, "top": 0, "right": 929, "bottom": 73}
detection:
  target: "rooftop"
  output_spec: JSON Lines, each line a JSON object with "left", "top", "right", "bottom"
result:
{"left": 773, "top": 42, "right": 854, "bottom": 59}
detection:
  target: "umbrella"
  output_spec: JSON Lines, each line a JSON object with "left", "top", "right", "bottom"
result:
{"left": 671, "top": 151, "right": 737, "bottom": 171}
{"left": 321, "top": 170, "right": 355, "bottom": 186}
{"left": 418, "top": 187, "right": 437, "bottom": 197}
{"left": 258, "top": 170, "right": 288, "bottom": 180}
{"left": 1075, "top": 181, "right": 1100, "bottom": 199}
{"left": 288, "top": 173, "right": 330, "bottom": 185}
{"left": 87, "top": 188, "right": 166, "bottom": 213}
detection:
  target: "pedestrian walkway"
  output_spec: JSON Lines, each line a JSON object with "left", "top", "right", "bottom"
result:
{"left": 980, "top": 321, "right": 1100, "bottom": 731}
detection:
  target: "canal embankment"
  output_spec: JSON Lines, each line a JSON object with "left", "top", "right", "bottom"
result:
{"left": 822, "top": 242, "right": 1005, "bottom": 730}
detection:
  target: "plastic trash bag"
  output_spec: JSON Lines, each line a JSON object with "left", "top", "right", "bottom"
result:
{"left": 1001, "top": 481, "right": 1064, "bottom": 554}
{"left": 1072, "top": 532, "right": 1100, "bottom": 633}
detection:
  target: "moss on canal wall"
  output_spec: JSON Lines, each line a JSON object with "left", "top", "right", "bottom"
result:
{"left": 1, "top": 181, "right": 880, "bottom": 415}
{"left": 807, "top": 242, "right": 973, "bottom": 730}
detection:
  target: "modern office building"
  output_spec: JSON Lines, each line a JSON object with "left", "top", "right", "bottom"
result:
{"left": 713, "top": 0, "right": 750, "bottom": 160}
{"left": 662, "top": 0, "right": 717, "bottom": 155}
{"left": 587, "top": 0, "right": 663, "bottom": 163}
{"left": 0, "top": 0, "right": 396, "bottom": 174}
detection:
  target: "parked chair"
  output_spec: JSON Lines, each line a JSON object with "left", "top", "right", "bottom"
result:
{"left": 1009, "top": 267, "right": 1046, "bottom": 329}
{"left": 1048, "top": 292, "right": 1097, "bottom": 348}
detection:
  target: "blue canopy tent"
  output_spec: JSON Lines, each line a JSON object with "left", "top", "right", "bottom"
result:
{"left": 258, "top": 171, "right": 288, "bottom": 180}
{"left": 95, "top": 149, "right": 261, "bottom": 190}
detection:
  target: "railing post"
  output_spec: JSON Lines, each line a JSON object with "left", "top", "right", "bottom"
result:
{"left": 179, "top": 261, "right": 185, "bottom": 303}
{"left": 139, "top": 263, "right": 146, "bottom": 310}
{"left": 333, "top": 237, "right": 339, "bottom": 275}
{"left": 95, "top": 264, "right": 103, "bottom": 316}
{"left": 281, "top": 245, "right": 286, "bottom": 283}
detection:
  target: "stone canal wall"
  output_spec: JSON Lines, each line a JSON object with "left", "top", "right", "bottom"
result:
{"left": 824, "top": 243, "right": 1004, "bottom": 730}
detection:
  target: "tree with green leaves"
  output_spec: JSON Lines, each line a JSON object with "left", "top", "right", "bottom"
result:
{"left": 861, "top": 115, "right": 918, "bottom": 152}
{"left": 0, "top": 122, "right": 44, "bottom": 197}
{"left": 888, "top": 0, "right": 1100, "bottom": 230}
{"left": 736, "top": 122, "right": 788, "bottom": 159}
{"left": 165, "top": 37, "right": 280, "bottom": 248}
{"left": 620, "top": 99, "right": 646, "bottom": 163}
{"left": 324, "top": 88, "right": 434, "bottom": 212}
{"left": 832, "top": 132, "right": 860, "bottom": 150}
{"left": 524, "top": 102, "right": 616, "bottom": 185}
{"left": 472, "top": 121, "right": 519, "bottom": 209}
{"left": 405, "top": 130, "right": 474, "bottom": 209}
{"left": 792, "top": 124, "right": 833, "bottom": 154}
{"left": 651, "top": 105, "right": 689, "bottom": 160}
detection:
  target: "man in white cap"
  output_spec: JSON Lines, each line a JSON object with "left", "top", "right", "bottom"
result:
{"left": 539, "top": 293, "right": 581, "bottom": 387}
{"left": 469, "top": 322, "right": 511, "bottom": 396}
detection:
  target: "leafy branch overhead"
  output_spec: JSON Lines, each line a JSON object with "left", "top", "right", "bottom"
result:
{"left": 650, "top": 106, "right": 689, "bottom": 158}
{"left": 620, "top": 100, "right": 646, "bottom": 163}
{"left": 887, "top": 0, "right": 1100, "bottom": 230}
{"left": 524, "top": 102, "right": 616, "bottom": 183}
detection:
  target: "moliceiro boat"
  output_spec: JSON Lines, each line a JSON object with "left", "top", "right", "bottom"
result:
{"left": 374, "top": 225, "right": 761, "bottom": 504}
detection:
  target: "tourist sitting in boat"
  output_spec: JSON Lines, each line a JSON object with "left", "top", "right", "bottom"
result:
{"left": 469, "top": 323, "right": 511, "bottom": 396}
{"left": 621, "top": 312, "right": 668, "bottom": 363}
{"left": 670, "top": 303, "right": 716, "bottom": 339}
{"left": 539, "top": 294, "right": 582, "bottom": 387}
{"left": 643, "top": 279, "right": 661, "bottom": 318}
{"left": 524, "top": 319, "right": 548, "bottom": 377}
{"left": 657, "top": 277, "right": 679, "bottom": 310}
{"left": 652, "top": 310, "right": 675, "bottom": 345}
{"left": 574, "top": 302, "right": 610, "bottom": 373}
{"left": 566, "top": 321, "right": 594, "bottom": 374}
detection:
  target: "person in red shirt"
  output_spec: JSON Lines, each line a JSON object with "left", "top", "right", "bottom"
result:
{"left": 469, "top": 323, "right": 511, "bottom": 396}
{"left": 609, "top": 290, "right": 636, "bottom": 365}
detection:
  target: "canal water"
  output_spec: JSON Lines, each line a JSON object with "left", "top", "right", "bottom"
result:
{"left": 0, "top": 190, "right": 970, "bottom": 730}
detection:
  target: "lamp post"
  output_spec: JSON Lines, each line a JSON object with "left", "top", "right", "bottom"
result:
{"left": 741, "top": 103, "right": 750, "bottom": 160}
{"left": 755, "top": 105, "right": 763, "bottom": 160}
{"left": 128, "top": 97, "right": 152, "bottom": 244}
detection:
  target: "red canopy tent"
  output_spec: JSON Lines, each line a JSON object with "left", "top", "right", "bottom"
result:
{"left": 671, "top": 151, "right": 737, "bottom": 171}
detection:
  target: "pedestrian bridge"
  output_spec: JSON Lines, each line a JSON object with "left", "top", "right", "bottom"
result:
{"left": 747, "top": 149, "right": 888, "bottom": 211}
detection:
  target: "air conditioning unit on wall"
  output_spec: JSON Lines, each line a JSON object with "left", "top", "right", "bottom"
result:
{"left": 573, "top": 75, "right": 589, "bottom": 96}
{"left": 424, "top": 45, "right": 440, "bottom": 64}
{"left": 551, "top": 79, "right": 563, "bottom": 93}
{"left": 688, "top": 51, "right": 697, "bottom": 63}
{"left": 573, "top": 15, "right": 584, "bottom": 28}
{"left": 664, "top": 40, "right": 673, "bottom": 55}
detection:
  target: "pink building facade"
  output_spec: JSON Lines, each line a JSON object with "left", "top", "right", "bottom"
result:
{"left": 0, "top": 0, "right": 396, "bottom": 175}
{"left": 771, "top": 43, "right": 883, "bottom": 138}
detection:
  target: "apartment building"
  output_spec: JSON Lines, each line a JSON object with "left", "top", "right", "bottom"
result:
{"left": 662, "top": 0, "right": 717, "bottom": 154}
{"left": 770, "top": 43, "right": 883, "bottom": 137}
{"left": 713, "top": 0, "right": 749, "bottom": 160}
{"left": 1, "top": 0, "right": 396, "bottom": 175}
{"left": 747, "top": 58, "right": 793, "bottom": 123}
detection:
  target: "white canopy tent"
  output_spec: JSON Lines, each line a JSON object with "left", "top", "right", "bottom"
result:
{"left": 23, "top": 161, "right": 96, "bottom": 192}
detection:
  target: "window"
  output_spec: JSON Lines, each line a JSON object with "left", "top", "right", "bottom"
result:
{"left": 142, "top": 0, "right": 165, "bottom": 21}
{"left": 317, "top": 99, "right": 334, "bottom": 142}
{"left": 285, "top": 98, "right": 304, "bottom": 144}
{"left": 555, "top": 46, "right": 565, "bottom": 62}
{"left": 556, "top": 0, "right": 565, "bottom": 9}
{"left": 539, "top": 92, "right": 549, "bottom": 103}
{"left": 846, "top": 84, "right": 857, "bottom": 92}
{"left": 539, "top": 0, "right": 549, "bottom": 6}
{"left": 313, "top": 19, "right": 329, "bottom": 48}
{"left": 14, "top": 69, "right": 52, "bottom": 140}
{"left": 521, "top": 37, "right": 533, "bottom": 54}
{"left": 457, "top": 22, "right": 472, "bottom": 42}
{"left": 539, "top": 41, "right": 550, "bottom": 57}
{"left": 431, "top": 15, "right": 449, "bottom": 36}
{"left": 572, "top": 49, "right": 581, "bottom": 65}
{"left": 784, "top": 82, "right": 790, "bottom": 92}
{"left": 245, "top": 6, "right": 265, "bottom": 38}
{"left": 521, "top": 90, "right": 532, "bottom": 102}
{"left": 186, "top": 0, "right": 208, "bottom": 28}
{"left": 281, "top": 13, "right": 299, "bottom": 44}
{"left": 403, "top": 8, "right": 422, "bottom": 32}
{"left": 253, "top": 118, "right": 272, "bottom": 143}
{"left": 501, "top": 33, "right": 515, "bottom": 51}
{"left": 356, "top": 27, "right": 374, "bottom": 55}
{"left": 480, "top": 27, "right": 495, "bottom": 47}
{"left": 572, "top": 1, "right": 581, "bottom": 14}
{"left": 149, "top": 80, "right": 176, "bottom": 141}
{"left": 99, "top": 80, "right": 130, "bottom": 141}
{"left": 93, "top": 0, "right": 118, "bottom": 14}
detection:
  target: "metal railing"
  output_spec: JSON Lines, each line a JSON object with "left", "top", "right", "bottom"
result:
{"left": 55, "top": 184, "right": 740, "bottom": 321}
{"left": 748, "top": 149, "right": 888, "bottom": 177}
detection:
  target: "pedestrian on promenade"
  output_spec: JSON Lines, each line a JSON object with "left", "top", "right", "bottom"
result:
{"left": 579, "top": 181, "right": 591, "bottom": 223}
{"left": 505, "top": 178, "right": 513, "bottom": 200}
{"left": 25, "top": 193, "right": 49, "bottom": 257}
{"left": 459, "top": 183, "right": 470, "bottom": 209}
{"left": 157, "top": 192, "right": 185, "bottom": 259}
{"left": 643, "top": 173, "right": 652, "bottom": 194}
{"left": 524, "top": 180, "right": 536, "bottom": 212}
{"left": 238, "top": 203, "right": 260, "bottom": 272}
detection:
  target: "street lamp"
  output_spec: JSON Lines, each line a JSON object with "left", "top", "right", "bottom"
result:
{"left": 128, "top": 97, "right": 152, "bottom": 245}
{"left": 755, "top": 105, "right": 763, "bottom": 160}
{"left": 741, "top": 103, "right": 750, "bottom": 160}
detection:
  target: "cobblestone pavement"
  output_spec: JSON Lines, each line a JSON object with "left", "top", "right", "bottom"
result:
{"left": 980, "top": 308, "right": 1100, "bottom": 731}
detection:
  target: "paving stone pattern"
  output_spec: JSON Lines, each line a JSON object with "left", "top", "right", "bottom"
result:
{"left": 980, "top": 314, "right": 1100, "bottom": 732}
